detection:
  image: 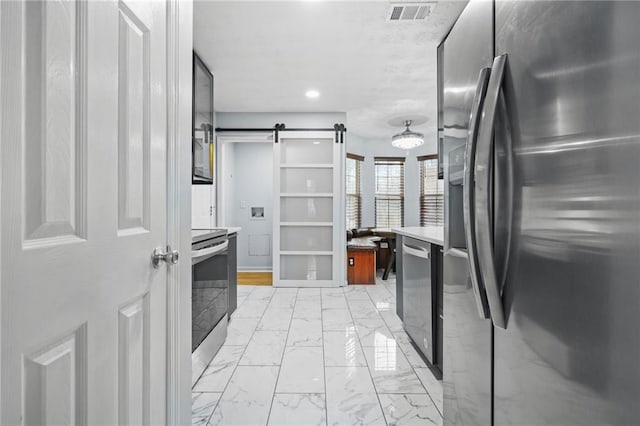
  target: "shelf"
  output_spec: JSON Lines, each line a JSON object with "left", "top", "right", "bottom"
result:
{"left": 280, "top": 251, "right": 333, "bottom": 256}
{"left": 280, "top": 222, "right": 333, "bottom": 227}
{"left": 279, "top": 193, "right": 333, "bottom": 198}
{"left": 280, "top": 163, "right": 334, "bottom": 169}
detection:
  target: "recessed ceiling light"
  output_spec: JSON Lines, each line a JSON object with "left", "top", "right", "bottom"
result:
{"left": 305, "top": 89, "right": 320, "bottom": 99}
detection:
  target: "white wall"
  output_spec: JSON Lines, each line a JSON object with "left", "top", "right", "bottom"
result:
{"left": 222, "top": 141, "right": 236, "bottom": 226}
{"left": 347, "top": 133, "right": 437, "bottom": 228}
{"left": 191, "top": 105, "right": 216, "bottom": 229}
{"left": 192, "top": 185, "right": 215, "bottom": 229}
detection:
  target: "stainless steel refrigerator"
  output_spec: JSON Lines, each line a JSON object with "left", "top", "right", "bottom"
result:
{"left": 442, "top": 1, "right": 640, "bottom": 424}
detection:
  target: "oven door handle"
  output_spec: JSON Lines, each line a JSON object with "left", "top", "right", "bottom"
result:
{"left": 192, "top": 241, "right": 229, "bottom": 265}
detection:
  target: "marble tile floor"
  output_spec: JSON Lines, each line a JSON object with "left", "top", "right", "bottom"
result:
{"left": 193, "top": 274, "right": 443, "bottom": 426}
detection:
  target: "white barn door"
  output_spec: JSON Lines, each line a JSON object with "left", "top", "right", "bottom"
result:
{"left": 273, "top": 131, "right": 346, "bottom": 287}
{"left": 1, "top": 1, "right": 171, "bottom": 424}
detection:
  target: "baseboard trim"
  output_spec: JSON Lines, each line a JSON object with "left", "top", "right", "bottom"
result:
{"left": 238, "top": 267, "right": 273, "bottom": 272}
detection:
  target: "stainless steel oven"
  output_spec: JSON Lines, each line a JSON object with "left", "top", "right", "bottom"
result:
{"left": 191, "top": 229, "right": 228, "bottom": 385}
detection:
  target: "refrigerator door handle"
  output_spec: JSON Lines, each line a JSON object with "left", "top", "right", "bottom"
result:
{"left": 475, "top": 54, "right": 508, "bottom": 329}
{"left": 463, "top": 68, "right": 491, "bottom": 319}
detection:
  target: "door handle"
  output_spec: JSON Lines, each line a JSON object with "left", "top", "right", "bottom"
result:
{"left": 463, "top": 67, "right": 491, "bottom": 320}
{"left": 152, "top": 246, "right": 180, "bottom": 269}
{"left": 474, "top": 54, "right": 508, "bottom": 329}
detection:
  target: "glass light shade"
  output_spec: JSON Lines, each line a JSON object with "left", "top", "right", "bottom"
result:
{"left": 391, "top": 120, "right": 424, "bottom": 149}
{"left": 391, "top": 134, "right": 425, "bottom": 149}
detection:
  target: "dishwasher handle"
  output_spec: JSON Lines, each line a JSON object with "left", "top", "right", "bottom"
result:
{"left": 192, "top": 240, "right": 229, "bottom": 265}
{"left": 403, "top": 243, "right": 430, "bottom": 260}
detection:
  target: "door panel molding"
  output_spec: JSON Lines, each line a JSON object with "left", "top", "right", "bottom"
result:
{"left": 117, "top": 1, "right": 151, "bottom": 234}
{"left": 118, "top": 294, "right": 150, "bottom": 426}
{"left": 23, "top": 325, "right": 88, "bottom": 426}
{"left": 23, "top": 0, "right": 88, "bottom": 246}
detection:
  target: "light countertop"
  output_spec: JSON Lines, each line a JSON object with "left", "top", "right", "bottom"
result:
{"left": 392, "top": 226, "right": 444, "bottom": 246}
{"left": 191, "top": 227, "right": 241, "bottom": 244}
{"left": 223, "top": 227, "right": 241, "bottom": 235}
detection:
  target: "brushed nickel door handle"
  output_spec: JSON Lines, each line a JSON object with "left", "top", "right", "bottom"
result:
{"left": 152, "top": 246, "right": 179, "bottom": 268}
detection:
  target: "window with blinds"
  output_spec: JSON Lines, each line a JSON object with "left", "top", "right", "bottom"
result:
{"left": 419, "top": 155, "right": 444, "bottom": 226}
{"left": 375, "top": 157, "right": 405, "bottom": 228}
{"left": 346, "top": 154, "right": 363, "bottom": 230}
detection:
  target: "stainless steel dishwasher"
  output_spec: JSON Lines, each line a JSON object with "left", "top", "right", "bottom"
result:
{"left": 402, "top": 237, "right": 433, "bottom": 363}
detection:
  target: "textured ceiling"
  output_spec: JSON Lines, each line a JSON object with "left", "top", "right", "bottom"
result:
{"left": 194, "top": 0, "right": 466, "bottom": 140}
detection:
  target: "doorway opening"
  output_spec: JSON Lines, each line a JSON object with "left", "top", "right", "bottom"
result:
{"left": 218, "top": 133, "right": 274, "bottom": 285}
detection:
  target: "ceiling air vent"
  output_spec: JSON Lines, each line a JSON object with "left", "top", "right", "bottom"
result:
{"left": 388, "top": 2, "right": 435, "bottom": 21}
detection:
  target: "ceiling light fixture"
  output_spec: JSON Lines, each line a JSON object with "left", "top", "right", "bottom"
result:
{"left": 305, "top": 89, "right": 320, "bottom": 99}
{"left": 391, "top": 120, "right": 424, "bottom": 150}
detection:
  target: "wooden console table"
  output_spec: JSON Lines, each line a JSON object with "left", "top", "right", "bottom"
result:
{"left": 346, "top": 237, "right": 378, "bottom": 285}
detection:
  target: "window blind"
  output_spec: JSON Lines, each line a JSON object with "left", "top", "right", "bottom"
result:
{"left": 375, "top": 157, "right": 405, "bottom": 228}
{"left": 346, "top": 154, "right": 363, "bottom": 230}
{"left": 419, "top": 155, "right": 444, "bottom": 226}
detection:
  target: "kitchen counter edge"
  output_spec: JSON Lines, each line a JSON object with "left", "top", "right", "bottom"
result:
{"left": 191, "top": 227, "right": 241, "bottom": 244}
{"left": 224, "top": 227, "right": 241, "bottom": 236}
{"left": 392, "top": 226, "right": 444, "bottom": 246}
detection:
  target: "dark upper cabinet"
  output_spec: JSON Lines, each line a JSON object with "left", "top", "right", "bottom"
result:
{"left": 192, "top": 52, "right": 214, "bottom": 184}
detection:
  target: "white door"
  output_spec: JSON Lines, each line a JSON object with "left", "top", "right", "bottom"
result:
{"left": 1, "top": 1, "right": 170, "bottom": 424}
{"left": 273, "top": 131, "right": 346, "bottom": 287}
